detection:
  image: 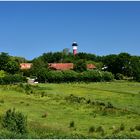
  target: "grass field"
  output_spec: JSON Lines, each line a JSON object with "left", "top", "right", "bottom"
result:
{"left": 0, "top": 81, "right": 140, "bottom": 138}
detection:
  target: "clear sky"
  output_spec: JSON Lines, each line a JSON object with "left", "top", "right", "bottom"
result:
{"left": 0, "top": 1, "right": 140, "bottom": 60}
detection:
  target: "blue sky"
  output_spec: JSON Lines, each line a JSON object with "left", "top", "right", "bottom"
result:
{"left": 0, "top": 1, "right": 140, "bottom": 60}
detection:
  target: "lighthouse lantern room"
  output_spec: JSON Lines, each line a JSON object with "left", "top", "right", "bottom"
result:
{"left": 72, "top": 42, "right": 78, "bottom": 55}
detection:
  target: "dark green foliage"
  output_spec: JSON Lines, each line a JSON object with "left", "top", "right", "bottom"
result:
{"left": 96, "top": 126, "right": 104, "bottom": 135}
{"left": 65, "top": 94, "right": 86, "bottom": 104}
{"left": 0, "top": 74, "right": 27, "bottom": 85}
{"left": 81, "top": 70, "right": 102, "bottom": 82}
{"left": 130, "top": 127, "right": 135, "bottom": 132}
{"left": 102, "top": 53, "right": 132, "bottom": 76}
{"left": 130, "top": 56, "right": 140, "bottom": 82}
{"left": 102, "top": 71, "right": 114, "bottom": 81}
{"left": 2, "top": 108, "right": 27, "bottom": 134}
{"left": 41, "top": 92, "right": 45, "bottom": 97}
{"left": 115, "top": 73, "right": 124, "bottom": 80}
{"left": 74, "top": 59, "right": 87, "bottom": 72}
{"left": 0, "top": 52, "right": 10, "bottom": 71}
{"left": 135, "top": 125, "right": 140, "bottom": 131}
{"left": 69, "top": 121, "right": 75, "bottom": 128}
{"left": 43, "top": 70, "right": 114, "bottom": 83}
{"left": 89, "top": 126, "right": 95, "bottom": 133}
{"left": 46, "top": 71, "right": 64, "bottom": 83}
{"left": 0, "top": 99, "right": 4, "bottom": 104}
{"left": 106, "top": 102, "right": 114, "bottom": 108}
{"left": 120, "top": 123, "right": 125, "bottom": 131}
{"left": 5, "top": 61, "right": 20, "bottom": 74}
{"left": 87, "top": 99, "right": 91, "bottom": 104}
{"left": 0, "top": 130, "right": 28, "bottom": 139}
{"left": 41, "top": 113, "right": 48, "bottom": 118}
{"left": 62, "top": 70, "right": 78, "bottom": 82}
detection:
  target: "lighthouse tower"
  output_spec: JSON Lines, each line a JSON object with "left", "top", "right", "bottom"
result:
{"left": 72, "top": 41, "right": 78, "bottom": 55}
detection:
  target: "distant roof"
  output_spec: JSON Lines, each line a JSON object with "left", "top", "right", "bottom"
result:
{"left": 87, "top": 64, "right": 96, "bottom": 69}
{"left": 48, "top": 63, "right": 73, "bottom": 70}
{"left": 20, "top": 63, "right": 96, "bottom": 71}
{"left": 20, "top": 63, "right": 32, "bottom": 70}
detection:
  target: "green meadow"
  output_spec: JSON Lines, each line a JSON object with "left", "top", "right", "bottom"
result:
{"left": 0, "top": 81, "right": 140, "bottom": 138}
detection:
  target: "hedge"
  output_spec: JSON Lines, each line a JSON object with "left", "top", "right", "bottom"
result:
{"left": 36, "top": 70, "right": 114, "bottom": 83}
{"left": 0, "top": 74, "right": 27, "bottom": 85}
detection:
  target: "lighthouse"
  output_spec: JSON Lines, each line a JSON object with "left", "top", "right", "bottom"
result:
{"left": 72, "top": 41, "right": 78, "bottom": 55}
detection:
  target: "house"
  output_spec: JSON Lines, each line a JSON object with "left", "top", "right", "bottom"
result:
{"left": 48, "top": 63, "right": 96, "bottom": 70}
{"left": 20, "top": 63, "right": 32, "bottom": 70}
{"left": 20, "top": 63, "right": 96, "bottom": 70}
{"left": 48, "top": 63, "right": 73, "bottom": 70}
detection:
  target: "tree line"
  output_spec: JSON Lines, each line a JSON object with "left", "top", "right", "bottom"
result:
{"left": 0, "top": 51, "right": 140, "bottom": 83}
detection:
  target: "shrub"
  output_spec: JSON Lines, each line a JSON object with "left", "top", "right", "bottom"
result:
{"left": 62, "top": 70, "right": 78, "bottom": 82}
{"left": 41, "top": 92, "right": 45, "bottom": 97}
{"left": 106, "top": 102, "right": 114, "bottom": 108}
{"left": 89, "top": 126, "right": 95, "bottom": 133}
{"left": 81, "top": 70, "right": 103, "bottom": 82}
{"left": 120, "top": 123, "right": 125, "bottom": 131}
{"left": 69, "top": 121, "right": 75, "bottom": 128}
{"left": 130, "top": 127, "right": 135, "bottom": 132}
{"left": 0, "top": 74, "right": 26, "bottom": 85}
{"left": 65, "top": 94, "right": 86, "bottom": 104}
{"left": 115, "top": 73, "right": 124, "bottom": 80}
{"left": 112, "top": 127, "right": 120, "bottom": 134}
{"left": 96, "top": 126, "right": 104, "bottom": 133}
{"left": 102, "top": 71, "right": 114, "bottom": 81}
{"left": 0, "top": 99, "right": 4, "bottom": 104}
{"left": 135, "top": 125, "right": 140, "bottom": 131}
{"left": 2, "top": 108, "right": 27, "bottom": 134}
{"left": 41, "top": 112, "right": 48, "bottom": 118}
{"left": 0, "top": 70, "right": 7, "bottom": 78}
{"left": 46, "top": 71, "right": 64, "bottom": 83}
{"left": 73, "top": 59, "right": 87, "bottom": 72}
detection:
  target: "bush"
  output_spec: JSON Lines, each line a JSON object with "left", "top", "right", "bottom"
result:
{"left": 0, "top": 70, "right": 7, "bottom": 78}
{"left": 29, "top": 69, "right": 114, "bottom": 83}
{"left": 0, "top": 74, "right": 27, "bottom": 85}
{"left": 69, "top": 121, "right": 75, "bottom": 128}
{"left": 46, "top": 71, "right": 64, "bottom": 83}
{"left": 0, "top": 99, "right": 4, "bottom": 104}
{"left": 120, "top": 123, "right": 125, "bottom": 131}
{"left": 89, "top": 126, "right": 95, "bottom": 133}
{"left": 62, "top": 70, "right": 78, "bottom": 82}
{"left": 130, "top": 127, "right": 135, "bottom": 132}
{"left": 135, "top": 125, "right": 140, "bottom": 131}
{"left": 115, "top": 73, "right": 124, "bottom": 80}
{"left": 96, "top": 126, "right": 104, "bottom": 135}
{"left": 2, "top": 108, "right": 27, "bottom": 134}
{"left": 102, "top": 71, "right": 114, "bottom": 81}
{"left": 106, "top": 102, "right": 114, "bottom": 108}
{"left": 80, "top": 70, "right": 103, "bottom": 82}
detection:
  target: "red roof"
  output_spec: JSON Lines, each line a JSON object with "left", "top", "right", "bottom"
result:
{"left": 48, "top": 63, "right": 73, "bottom": 70}
{"left": 87, "top": 64, "right": 96, "bottom": 69}
{"left": 20, "top": 63, "right": 32, "bottom": 70}
{"left": 20, "top": 63, "right": 96, "bottom": 70}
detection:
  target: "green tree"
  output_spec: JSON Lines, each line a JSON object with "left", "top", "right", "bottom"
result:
{"left": 74, "top": 59, "right": 87, "bottom": 72}
{"left": 31, "top": 57, "right": 48, "bottom": 74}
{"left": 130, "top": 56, "right": 140, "bottom": 81}
{"left": 116, "top": 53, "right": 132, "bottom": 76}
{"left": 2, "top": 108, "right": 27, "bottom": 134}
{"left": 102, "top": 54, "right": 117, "bottom": 73}
{"left": 103, "top": 53, "right": 132, "bottom": 77}
{"left": 5, "top": 61, "right": 20, "bottom": 74}
{"left": 0, "top": 52, "right": 10, "bottom": 71}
